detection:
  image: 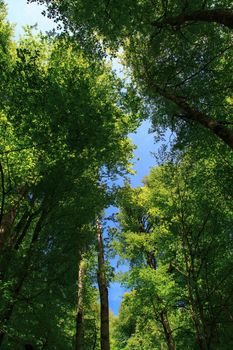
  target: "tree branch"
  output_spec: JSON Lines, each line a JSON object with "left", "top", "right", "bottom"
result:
{"left": 147, "top": 79, "right": 233, "bottom": 149}
{"left": 152, "top": 9, "right": 233, "bottom": 29}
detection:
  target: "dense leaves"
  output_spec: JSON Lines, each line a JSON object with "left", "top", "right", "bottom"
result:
{"left": 29, "top": 0, "right": 233, "bottom": 149}
{"left": 112, "top": 148, "right": 233, "bottom": 349}
{"left": 0, "top": 5, "right": 138, "bottom": 348}
{"left": 1, "top": 0, "right": 233, "bottom": 349}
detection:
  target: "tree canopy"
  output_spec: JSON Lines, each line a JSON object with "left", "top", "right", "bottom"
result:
{"left": 1, "top": 0, "right": 233, "bottom": 349}
{"left": 29, "top": 0, "right": 233, "bottom": 149}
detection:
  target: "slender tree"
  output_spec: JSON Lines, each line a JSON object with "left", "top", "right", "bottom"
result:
{"left": 75, "top": 256, "right": 87, "bottom": 350}
{"left": 96, "top": 220, "right": 110, "bottom": 350}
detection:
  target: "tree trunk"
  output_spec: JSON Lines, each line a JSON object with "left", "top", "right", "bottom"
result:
{"left": 25, "top": 345, "right": 35, "bottom": 350}
{"left": 96, "top": 220, "right": 110, "bottom": 350}
{"left": 160, "top": 310, "right": 176, "bottom": 350}
{"left": 75, "top": 256, "right": 86, "bottom": 350}
{"left": 9, "top": 210, "right": 31, "bottom": 247}
{"left": 148, "top": 81, "right": 233, "bottom": 150}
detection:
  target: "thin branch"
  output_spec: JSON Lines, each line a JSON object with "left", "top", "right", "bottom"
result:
{"left": 172, "top": 44, "right": 233, "bottom": 89}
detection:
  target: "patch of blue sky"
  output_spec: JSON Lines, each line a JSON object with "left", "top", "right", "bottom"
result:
{"left": 6, "top": 0, "right": 56, "bottom": 38}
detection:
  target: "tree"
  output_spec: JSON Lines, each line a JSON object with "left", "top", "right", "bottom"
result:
{"left": 113, "top": 185, "right": 179, "bottom": 349}
{"left": 96, "top": 220, "right": 110, "bottom": 350}
{"left": 1, "top": 2, "right": 233, "bottom": 348}
{"left": 0, "top": 7, "right": 139, "bottom": 347}
{"left": 29, "top": 0, "right": 233, "bottom": 150}
{"left": 76, "top": 256, "right": 86, "bottom": 350}
{"left": 112, "top": 146, "right": 233, "bottom": 349}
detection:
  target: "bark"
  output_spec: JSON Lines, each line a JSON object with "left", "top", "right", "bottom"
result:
{"left": 0, "top": 210, "right": 46, "bottom": 347}
{"left": 9, "top": 210, "right": 31, "bottom": 248}
{"left": 152, "top": 9, "right": 233, "bottom": 29}
{"left": 14, "top": 212, "right": 35, "bottom": 250}
{"left": 160, "top": 310, "right": 176, "bottom": 350}
{"left": 148, "top": 81, "right": 233, "bottom": 150}
{"left": 146, "top": 251, "right": 157, "bottom": 270}
{"left": 96, "top": 220, "right": 110, "bottom": 350}
{"left": 187, "top": 278, "right": 207, "bottom": 349}
{"left": 75, "top": 257, "right": 87, "bottom": 350}
{"left": 195, "top": 291, "right": 210, "bottom": 350}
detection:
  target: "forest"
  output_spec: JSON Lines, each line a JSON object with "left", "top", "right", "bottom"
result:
{"left": 0, "top": 0, "right": 233, "bottom": 349}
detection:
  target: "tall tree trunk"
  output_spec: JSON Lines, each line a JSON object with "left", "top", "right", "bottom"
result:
{"left": 96, "top": 220, "right": 110, "bottom": 350}
{"left": 0, "top": 209, "right": 46, "bottom": 347}
{"left": 160, "top": 310, "right": 176, "bottom": 350}
{"left": 75, "top": 256, "right": 86, "bottom": 350}
{"left": 13, "top": 212, "right": 35, "bottom": 250}
{"left": 187, "top": 284, "right": 208, "bottom": 350}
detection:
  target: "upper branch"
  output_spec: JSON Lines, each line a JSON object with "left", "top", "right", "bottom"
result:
{"left": 152, "top": 9, "right": 233, "bottom": 29}
{"left": 147, "top": 80, "right": 233, "bottom": 149}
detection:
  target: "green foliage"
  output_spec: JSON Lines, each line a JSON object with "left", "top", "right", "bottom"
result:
{"left": 0, "top": 5, "right": 139, "bottom": 348}
{"left": 1, "top": 1, "right": 233, "bottom": 349}
{"left": 112, "top": 146, "right": 233, "bottom": 349}
{"left": 30, "top": 0, "right": 233, "bottom": 149}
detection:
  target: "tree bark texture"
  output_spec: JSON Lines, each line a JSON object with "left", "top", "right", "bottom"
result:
{"left": 75, "top": 257, "right": 86, "bottom": 350}
{"left": 96, "top": 220, "right": 110, "bottom": 350}
{"left": 160, "top": 310, "right": 176, "bottom": 350}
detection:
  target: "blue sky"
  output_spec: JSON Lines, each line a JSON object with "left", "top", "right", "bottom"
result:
{"left": 6, "top": 0, "right": 158, "bottom": 315}
{"left": 6, "top": 0, "right": 56, "bottom": 37}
